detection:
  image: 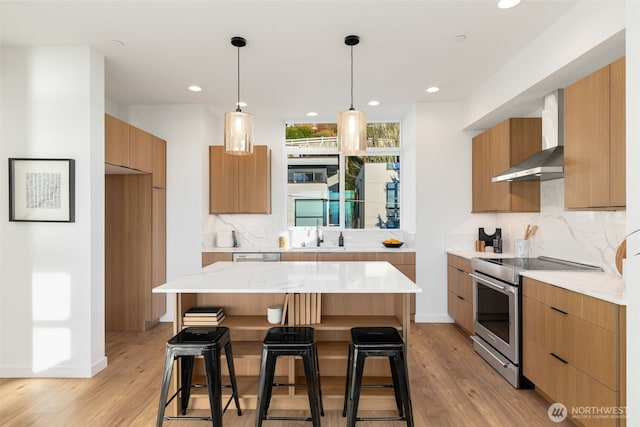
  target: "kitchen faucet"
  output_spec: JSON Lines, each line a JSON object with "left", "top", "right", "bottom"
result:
{"left": 316, "top": 220, "right": 323, "bottom": 247}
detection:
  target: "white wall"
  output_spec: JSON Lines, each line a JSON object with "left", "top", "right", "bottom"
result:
{"left": 414, "top": 103, "right": 472, "bottom": 323}
{"left": 0, "top": 46, "right": 106, "bottom": 377}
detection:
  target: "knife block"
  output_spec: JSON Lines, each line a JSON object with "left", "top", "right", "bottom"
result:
{"left": 479, "top": 228, "right": 501, "bottom": 249}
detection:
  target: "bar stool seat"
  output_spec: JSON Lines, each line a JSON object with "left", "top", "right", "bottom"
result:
{"left": 156, "top": 327, "right": 242, "bottom": 427}
{"left": 255, "top": 326, "right": 324, "bottom": 427}
{"left": 342, "top": 327, "right": 414, "bottom": 427}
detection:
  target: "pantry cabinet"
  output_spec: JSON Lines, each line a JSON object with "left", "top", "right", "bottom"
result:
{"left": 564, "top": 56, "right": 626, "bottom": 210}
{"left": 522, "top": 278, "right": 626, "bottom": 427}
{"left": 471, "top": 118, "right": 541, "bottom": 213}
{"left": 105, "top": 114, "right": 166, "bottom": 331}
{"left": 446, "top": 254, "right": 473, "bottom": 334}
{"left": 209, "top": 145, "right": 271, "bottom": 214}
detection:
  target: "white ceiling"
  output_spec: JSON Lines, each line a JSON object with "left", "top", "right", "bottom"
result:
{"left": 1, "top": 1, "right": 583, "bottom": 123}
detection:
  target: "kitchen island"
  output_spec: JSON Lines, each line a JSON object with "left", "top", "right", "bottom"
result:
{"left": 153, "top": 261, "right": 421, "bottom": 412}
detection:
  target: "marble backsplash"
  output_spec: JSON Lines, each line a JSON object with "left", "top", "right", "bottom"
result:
{"left": 203, "top": 214, "right": 414, "bottom": 250}
{"left": 445, "top": 179, "right": 626, "bottom": 274}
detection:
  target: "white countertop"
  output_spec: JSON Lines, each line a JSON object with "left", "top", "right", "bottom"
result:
{"left": 203, "top": 246, "right": 415, "bottom": 253}
{"left": 446, "top": 249, "right": 515, "bottom": 259}
{"left": 153, "top": 261, "right": 422, "bottom": 294}
{"left": 521, "top": 270, "right": 625, "bottom": 305}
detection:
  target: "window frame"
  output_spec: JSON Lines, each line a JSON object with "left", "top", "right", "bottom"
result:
{"left": 285, "top": 125, "right": 402, "bottom": 230}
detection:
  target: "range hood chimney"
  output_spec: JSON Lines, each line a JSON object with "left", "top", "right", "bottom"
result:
{"left": 492, "top": 89, "right": 564, "bottom": 183}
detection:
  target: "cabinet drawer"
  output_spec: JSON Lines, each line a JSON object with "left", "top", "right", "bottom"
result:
{"left": 574, "top": 318, "right": 618, "bottom": 390}
{"left": 447, "top": 254, "right": 471, "bottom": 272}
{"left": 523, "top": 278, "right": 618, "bottom": 331}
{"left": 448, "top": 291, "right": 473, "bottom": 334}
{"left": 546, "top": 350, "right": 578, "bottom": 411}
{"left": 447, "top": 267, "right": 469, "bottom": 300}
{"left": 575, "top": 369, "right": 620, "bottom": 427}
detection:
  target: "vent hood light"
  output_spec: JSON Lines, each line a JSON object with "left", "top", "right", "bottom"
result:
{"left": 493, "top": 89, "right": 565, "bottom": 183}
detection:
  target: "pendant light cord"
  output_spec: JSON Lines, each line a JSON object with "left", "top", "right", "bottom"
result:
{"left": 349, "top": 45, "right": 354, "bottom": 110}
{"left": 236, "top": 46, "right": 241, "bottom": 112}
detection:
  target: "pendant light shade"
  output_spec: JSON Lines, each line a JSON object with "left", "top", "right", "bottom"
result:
{"left": 338, "top": 35, "right": 366, "bottom": 155}
{"left": 337, "top": 109, "right": 367, "bottom": 155}
{"left": 224, "top": 36, "right": 253, "bottom": 155}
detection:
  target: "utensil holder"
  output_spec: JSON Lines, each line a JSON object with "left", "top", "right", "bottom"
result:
{"left": 515, "top": 239, "right": 529, "bottom": 258}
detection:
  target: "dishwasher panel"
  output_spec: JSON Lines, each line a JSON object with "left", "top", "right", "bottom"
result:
{"left": 232, "top": 252, "right": 281, "bottom": 262}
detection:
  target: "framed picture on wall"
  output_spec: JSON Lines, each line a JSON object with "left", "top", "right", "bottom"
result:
{"left": 8, "top": 158, "right": 75, "bottom": 222}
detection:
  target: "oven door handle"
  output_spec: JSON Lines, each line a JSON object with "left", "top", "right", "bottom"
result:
{"left": 470, "top": 273, "right": 512, "bottom": 293}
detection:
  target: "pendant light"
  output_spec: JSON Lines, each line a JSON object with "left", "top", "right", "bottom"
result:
{"left": 337, "top": 35, "right": 366, "bottom": 155}
{"left": 224, "top": 36, "right": 254, "bottom": 155}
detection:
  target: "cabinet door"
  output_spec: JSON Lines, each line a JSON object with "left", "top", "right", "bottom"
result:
{"left": 152, "top": 136, "right": 166, "bottom": 188}
{"left": 509, "top": 118, "right": 541, "bottom": 212}
{"left": 523, "top": 296, "right": 547, "bottom": 386}
{"left": 238, "top": 145, "right": 271, "bottom": 213}
{"left": 129, "top": 125, "right": 154, "bottom": 173}
{"left": 151, "top": 188, "right": 166, "bottom": 322}
{"left": 564, "top": 64, "right": 611, "bottom": 209}
{"left": 609, "top": 56, "right": 626, "bottom": 207}
{"left": 488, "top": 121, "right": 511, "bottom": 211}
{"left": 472, "top": 130, "right": 491, "bottom": 212}
{"left": 209, "top": 146, "right": 239, "bottom": 213}
{"left": 105, "top": 114, "right": 130, "bottom": 167}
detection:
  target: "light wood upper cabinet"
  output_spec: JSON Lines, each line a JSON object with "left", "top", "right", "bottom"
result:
{"left": 105, "top": 114, "right": 163, "bottom": 175}
{"left": 129, "top": 125, "right": 154, "bottom": 173}
{"left": 209, "top": 145, "right": 271, "bottom": 214}
{"left": 105, "top": 114, "right": 130, "bottom": 167}
{"left": 472, "top": 118, "right": 541, "bottom": 213}
{"left": 564, "top": 56, "right": 626, "bottom": 210}
{"left": 152, "top": 135, "right": 166, "bottom": 188}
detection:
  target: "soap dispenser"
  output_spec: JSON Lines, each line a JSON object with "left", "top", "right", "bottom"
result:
{"left": 338, "top": 232, "right": 344, "bottom": 247}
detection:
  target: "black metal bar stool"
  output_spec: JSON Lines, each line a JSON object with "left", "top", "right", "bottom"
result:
{"left": 342, "top": 327, "right": 414, "bottom": 427}
{"left": 156, "top": 327, "right": 242, "bottom": 427}
{"left": 255, "top": 326, "right": 324, "bottom": 427}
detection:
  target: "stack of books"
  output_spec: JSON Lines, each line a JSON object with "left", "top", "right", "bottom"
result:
{"left": 182, "top": 306, "right": 225, "bottom": 327}
{"left": 281, "top": 293, "right": 321, "bottom": 325}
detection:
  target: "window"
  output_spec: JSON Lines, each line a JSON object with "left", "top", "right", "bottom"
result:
{"left": 286, "top": 123, "right": 400, "bottom": 229}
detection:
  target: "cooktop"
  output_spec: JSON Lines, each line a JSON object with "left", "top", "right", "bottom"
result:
{"left": 481, "top": 256, "right": 602, "bottom": 271}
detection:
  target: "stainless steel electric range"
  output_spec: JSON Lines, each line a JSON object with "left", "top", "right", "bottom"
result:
{"left": 470, "top": 256, "right": 602, "bottom": 388}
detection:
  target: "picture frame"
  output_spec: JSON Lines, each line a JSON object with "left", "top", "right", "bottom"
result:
{"left": 9, "top": 158, "right": 75, "bottom": 222}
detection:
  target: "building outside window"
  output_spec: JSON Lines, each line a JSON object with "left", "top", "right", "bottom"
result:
{"left": 285, "top": 123, "right": 400, "bottom": 229}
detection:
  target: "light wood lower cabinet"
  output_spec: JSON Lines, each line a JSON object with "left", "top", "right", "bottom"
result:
{"left": 523, "top": 278, "right": 626, "bottom": 427}
{"left": 446, "top": 254, "right": 473, "bottom": 334}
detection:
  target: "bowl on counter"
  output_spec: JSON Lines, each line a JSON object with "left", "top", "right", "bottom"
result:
{"left": 382, "top": 241, "right": 404, "bottom": 248}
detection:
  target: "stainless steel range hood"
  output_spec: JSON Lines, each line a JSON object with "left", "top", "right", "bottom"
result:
{"left": 493, "top": 89, "right": 564, "bottom": 183}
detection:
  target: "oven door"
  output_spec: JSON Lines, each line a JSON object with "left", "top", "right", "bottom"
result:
{"left": 471, "top": 271, "right": 518, "bottom": 364}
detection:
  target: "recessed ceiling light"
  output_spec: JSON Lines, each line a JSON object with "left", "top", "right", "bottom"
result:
{"left": 497, "top": 0, "right": 521, "bottom": 9}
{"left": 188, "top": 85, "right": 202, "bottom": 92}
{"left": 306, "top": 112, "right": 318, "bottom": 117}
{"left": 111, "top": 40, "right": 126, "bottom": 48}
{"left": 454, "top": 34, "right": 467, "bottom": 42}
{"left": 368, "top": 100, "right": 380, "bottom": 106}
{"left": 426, "top": 87, "right": 440, "bottom": 93}
{"left": 236, "top": 101, "right": 247, "bottom": 107}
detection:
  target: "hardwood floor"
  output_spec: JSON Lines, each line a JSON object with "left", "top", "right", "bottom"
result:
{"left": 0, "top": 322, "right": 573, "bottom": 426}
